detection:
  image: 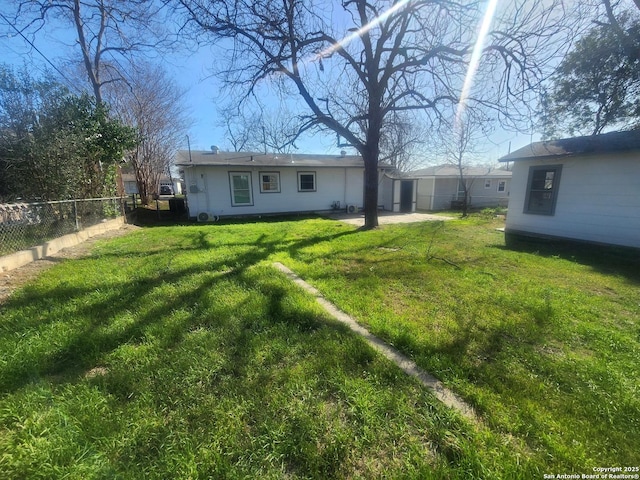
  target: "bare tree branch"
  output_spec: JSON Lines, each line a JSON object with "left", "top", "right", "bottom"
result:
{"left": 171, "top": 0, "right": 574, "bottom": 228}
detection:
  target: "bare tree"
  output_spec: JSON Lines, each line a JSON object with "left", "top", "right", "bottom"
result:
{"left": 217, "top": 106, "right": 259, "bottom": 152}
{"left": 6, "top": 0, "right": 172, "bottom": 104}
{"left": 438, "top": 110, "right": 490, "bottom": 217}
{"left": 217, "top": 103, "right": 301, "bottom": 153}
{"left": 259, "top": 111, "right": 301, "bottom": 154}
{"left": 173, "top": 0, "right": 572, "bottom": 228}
{"left": 107, "top": 62, "right": 190, "bottom": 205}
{"left": 379, "top": 111, "right": 433, "bottom": 173}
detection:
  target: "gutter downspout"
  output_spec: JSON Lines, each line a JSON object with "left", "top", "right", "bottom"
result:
{"left": 344, "top": 167, "right": 348, "bottom": 207}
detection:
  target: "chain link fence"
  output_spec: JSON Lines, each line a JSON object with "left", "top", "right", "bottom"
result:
{"left": 0, "top": 197, "right": 125, "bottom": 257}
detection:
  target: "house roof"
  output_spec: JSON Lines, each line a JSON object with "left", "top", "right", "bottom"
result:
{"left": 176, "top": 150, "right": 380, "bottom": 168}
{"left": 499, "top": 130, "right": 640, "bottom": 162}
{"left": 410, "top": 164, "right": 512, "bottom": 178}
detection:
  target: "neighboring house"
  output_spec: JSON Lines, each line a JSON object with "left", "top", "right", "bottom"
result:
{"left": 499, "top": 130, "right": 640, "bottom": 249}
{"left": 121, "top": 174, "right": 183, "bottom": 196}
{"left": 410, "top": 165, "right": 511, "bottom": 211}
{"left": 121, "top": 174, "right": 139, "bottom": 195}
{"left": 175, "top": 149, "right": 410, "bottom": 220}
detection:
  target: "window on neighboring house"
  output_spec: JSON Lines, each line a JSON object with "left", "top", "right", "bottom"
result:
{"left": 260, "top": 172, "right": 280, "bottom": 193}
{"left": 298, "top": 171, "right": 316, "bottom": 192}
{"left": 497, "top": 180, "right": 506, "bottom": 193}
{"left": 484, "top": 179, "right": 492, "bottom": 189}
{"left": 524, "top": 165, "right": 562, "bottom": 215}
{"left": 229, "top": 172, "right": 253, "bottom": 206}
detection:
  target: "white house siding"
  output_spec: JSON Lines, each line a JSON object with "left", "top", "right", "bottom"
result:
{"left": 433, "top": 178, "right": 459, "bottom": 210}
{"left": 505, "top": 154, "right": 640, "bottom": 248}
{"left": 416, "top": 177, "right": 510, "bottom": 211}
{"left": 184, "top": 165, "right": 367, "bottom": 217}
{"left": 466, "top": 178, "right": 510, "bottom": 208}
{"left": 391, "top": 180, "right": 401, "bottom": 212}
{"left": 380, "top": 175, "right": 394, "bottom": 211}
{"left": 416, "top": 177, "right": 435, "bottom": 210}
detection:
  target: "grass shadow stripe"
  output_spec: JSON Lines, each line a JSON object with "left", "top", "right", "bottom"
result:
{"left": 272, "top": 261, "right": 479, "bottom": 423}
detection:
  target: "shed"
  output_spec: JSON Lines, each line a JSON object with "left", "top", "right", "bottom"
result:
{"left": 499, "top": 130, "right": 640, "bottom": 249}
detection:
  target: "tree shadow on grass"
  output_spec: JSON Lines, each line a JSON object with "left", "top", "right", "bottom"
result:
{"left": 0, "top": 224, "right": 359, "bottom": 394}
{"left": 496, "top": 237, "right": 640, "bottom": 285}
{"left": 128, "top": 211, "right": 326, "bottom": 228}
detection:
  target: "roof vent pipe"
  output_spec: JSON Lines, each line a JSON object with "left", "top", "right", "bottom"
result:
{"left": 340, "top": 150, "right": 347, "bottom": 157}
{"left": 210, "top": 145, "right": 219, "bottom": 154}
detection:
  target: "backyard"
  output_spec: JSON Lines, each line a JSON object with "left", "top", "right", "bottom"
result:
{"left": 0, "top": 214, "right": 638, "bottom": 478}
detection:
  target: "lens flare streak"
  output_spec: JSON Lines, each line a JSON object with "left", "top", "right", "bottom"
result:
{"left": 455, "top": 0, "right": 500, "bottom": 130}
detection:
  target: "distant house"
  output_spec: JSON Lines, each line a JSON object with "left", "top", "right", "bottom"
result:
{"left": 175, "top": 149, "right": 413, "bottom": 220}
{"left": 499, "top": 130, "right": 640, "bottom": 249}
{"left": 410, "top": 165, "right": 511, "bottom": 211}
{"left": 121, "top": 174, "right": 183, "bottom": 196}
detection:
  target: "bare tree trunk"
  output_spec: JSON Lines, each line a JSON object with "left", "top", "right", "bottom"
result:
{"left": 363, "top": 154, "right": 379, "bottom": 229}
{"left": 72, "top": 0, "right": 101, "bottom": 103}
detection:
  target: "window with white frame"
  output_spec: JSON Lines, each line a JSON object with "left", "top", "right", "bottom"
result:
{"left": 229, "top": 172, "right": 253, "bottom": 206}
{"left": 260, "top": 172, "right": 280, "bottom": 193}
{"left": 524, "top": 165, "right": 562, "bottom": 215}
{"left": 484, "top": 179, "right": 492, "bottom": 189}
{"left": 298, "top": 171, "right": 316, "bottom": 192}
{"left": 497, "top": 180, "right": 506, "bottom": 193}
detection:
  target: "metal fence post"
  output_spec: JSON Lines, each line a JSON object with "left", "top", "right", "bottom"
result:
{"left": 74, "top": 199, "right": 80, "bottom": 231}
{"left": 1, "top": 196, "right": 124, "bottom": 257}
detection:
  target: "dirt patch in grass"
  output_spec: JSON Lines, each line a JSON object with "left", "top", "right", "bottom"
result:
{"left": 0, "top": 223, "right": 140, "bottom": 304}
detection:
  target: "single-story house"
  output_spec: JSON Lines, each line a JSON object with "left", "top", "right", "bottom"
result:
{"left": 499, "top": 130, "right": 640, "bottom": 249}
{"left": 175, "top": 148, "right": 416, "bottom": 220}
{"left": 409, "top": 164, "right": 511, "bottom": 211}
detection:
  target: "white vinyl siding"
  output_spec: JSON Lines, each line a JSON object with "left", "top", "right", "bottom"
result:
{"left": 184, "top": 166, "right": 374, "bottom": 218}
{"left": 505, "top": 154, "right": 640, "bottom": 248}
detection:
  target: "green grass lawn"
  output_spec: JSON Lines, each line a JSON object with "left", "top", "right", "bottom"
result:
{"left": 1, "top": 215, "right": 638, "bottom": 478}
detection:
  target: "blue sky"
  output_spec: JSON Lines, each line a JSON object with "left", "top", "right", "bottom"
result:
{"left": 0, "top": 11, "right": 533, "bottom": 165}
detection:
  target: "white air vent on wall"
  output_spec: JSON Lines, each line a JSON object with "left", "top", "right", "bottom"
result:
{"left": 346, "top": 204, "right": 358, "bottom": 214}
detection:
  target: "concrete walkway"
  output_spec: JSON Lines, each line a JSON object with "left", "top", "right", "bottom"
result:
{"left": 273, "top": 262, "right": 478, "bottom": 422}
